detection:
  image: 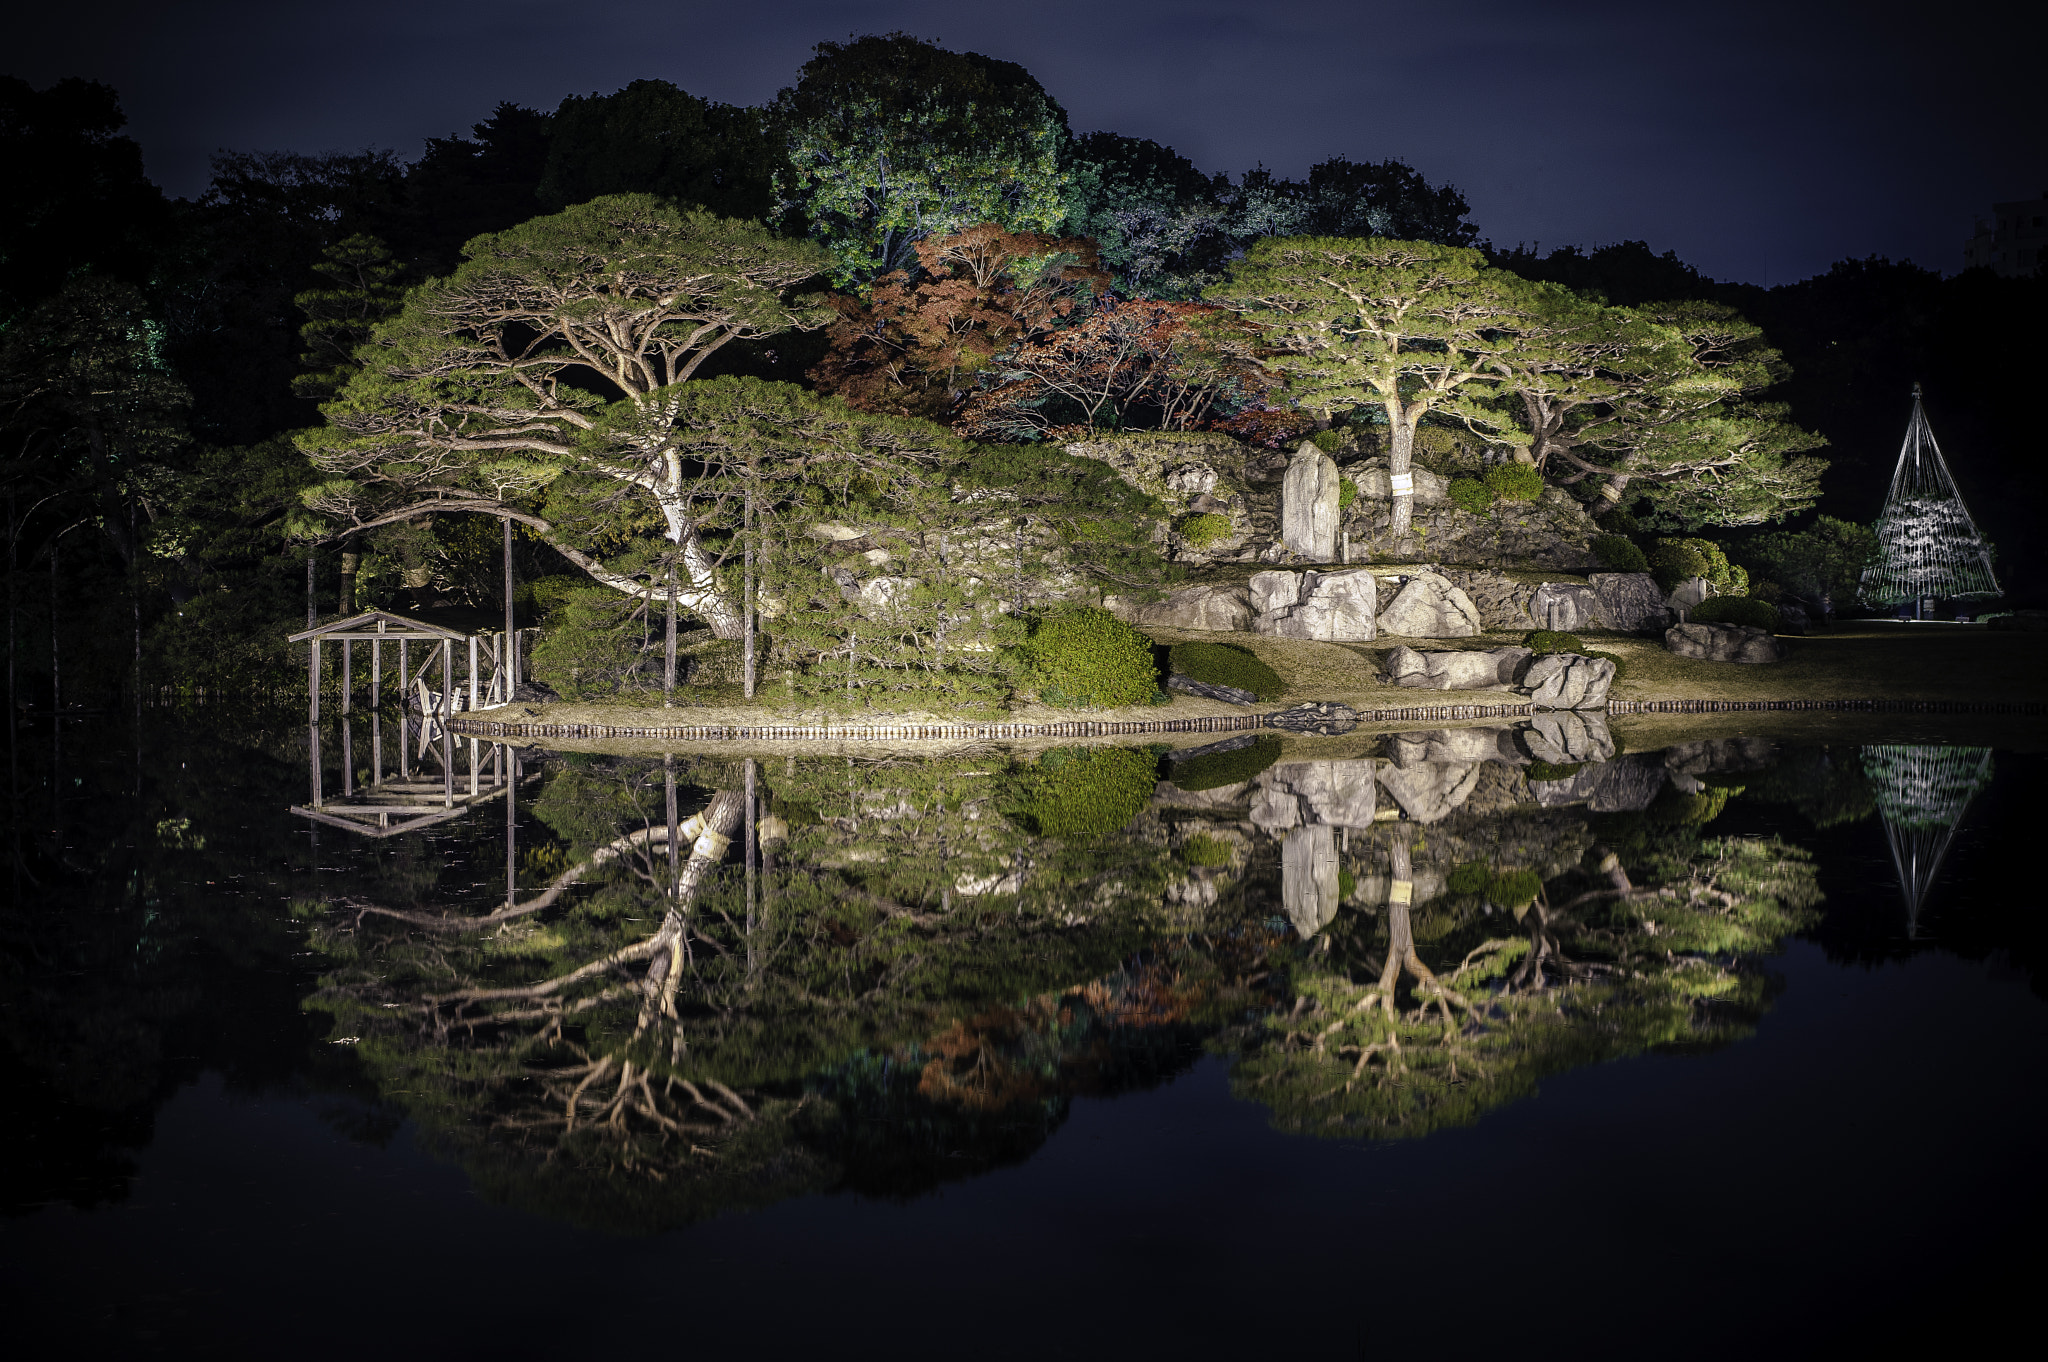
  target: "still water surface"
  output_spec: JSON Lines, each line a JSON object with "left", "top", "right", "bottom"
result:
{"left": 2, "top": 710, "right": 2041, "bottom": 1355}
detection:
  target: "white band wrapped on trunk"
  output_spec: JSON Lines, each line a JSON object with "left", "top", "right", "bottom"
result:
{"left": 1389, "top": 878, "right": 1414, "bottom": 903}
{"left": 1389, "top": 472, "right": 1414, "bottom": 495}
{"left": 691, "top": 829, "right": 731, "bottom": 861}
{"left": 675, "top": 813, "right": 704, "bottom": 842}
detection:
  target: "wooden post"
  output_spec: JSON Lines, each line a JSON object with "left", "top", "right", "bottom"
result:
{"left": 505, "top": 746, "right": 517, "bottom": 909}
{"left": 309, "top": 637, "right": 321, "bottom": 722}
{"left": 504, "top": 518, "right": 516, "bottom": 698}
{"left": 440, "top": 639, "right": 453, "bottom": 728}
{"left": 397, "top": 638, "right": 408, "bottom": 702}
{"left": 442, "top": 698, "right": 454, "bottom": 808}
{"left": 469, "top": 635, "right": 479, "bottom": 711}
{"left": 309, "top": 723, "right": 323, "bottom": 806}
{"left": 341, "top": 639, "right": 352, "bottom": 715}
{"left": 370, "top": 635, "right": 381, "bottom": 709}
{"left": 469, "top": 736, "right": 478, "bottom": 797}
{"left": 341, "top": 717, "right": 353, "bottom": 796}
{"left": 371, "top": 713, "right": 382, "bottom": 786}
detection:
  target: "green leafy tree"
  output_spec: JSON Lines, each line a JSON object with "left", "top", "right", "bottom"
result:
{"left": 1209, "top": 236, "right": 1517, "bottom": 540}
{"left": 290, "top": 234, "right": 406, "bottom": 401}
{"left": 1743, "top": 515, "right": 1877, "bottom": 614}
{"left": 537, "top": 80, "right": 780, "bottom": 223}
{"left": 296, "top": 196, "right": 832, "bottom": 637}
{"left": 1060, "top": 132, "right": 1231, "bottom": 297}
{"left": 770, "top": 34, "right": 1072, "bottom": 287}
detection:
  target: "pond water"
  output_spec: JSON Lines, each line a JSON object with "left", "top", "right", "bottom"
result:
{"left": 1, "top": 708, "right": 2041, "bottom": 1355}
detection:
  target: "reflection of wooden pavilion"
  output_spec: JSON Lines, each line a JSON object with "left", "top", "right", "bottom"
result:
{"left": 292, "top": 709, "right": 536, "bottom": 838}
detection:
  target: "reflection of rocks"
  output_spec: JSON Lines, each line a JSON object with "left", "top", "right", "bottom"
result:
{"left": 1251, "top": 760, "right": 1378, "bottom": 830}
{"left": 1378, "top": 761, "right": 1487, "bottom": 823}
{"left": 1250, "top": 569, "right": 1377, "bottom": 640}
{"left": 1385, "top": 644, "right": 1529, "bottom": 690}
{"left": 1527, "top": 753, "right": 1668, "bottom": 811}
{"left": 1519, "top": 712, "right": 1616, "bottom": 765}
{"left": 1281, "top": 442, "right": 1342, "bottom": 560}
{"left": 1281, "top": 825, "right": 1342, "bottom": 937}
{"left": 1664, "top": 737, "right": 1777, "bottom": 778}
{"left": 1123, "top": 583, "right": 1252, "bottom": 631}
{"left": 1352, "top": 869, "right": 1447, "bottom": 906}
{"left": 1522, "top": 653, "right": 1615, "bottom": 709}
{"left": 1589, "top": 572, "right": 1672, "bottom": 633}
{"left": 1266, "top": 702, "right": 1360, "bottom": 735}
{"left": 1387, "top": 726, "right": 1521, "bottom": 767}
{"left": 1152, "top": 780, "right": 1253, "bottom": 809}
{"left": 1376, "top": 572, "right": 1482, "bottom": 638}
{"left": 1665, "top": 621, "right": 1786, "bottom": 663}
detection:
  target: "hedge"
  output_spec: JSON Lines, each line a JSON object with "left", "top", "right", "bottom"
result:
{"left": 1691, "top": 596, "right": 1782, "bottom": 632}
{"left": 1019, "top": 605, "right": 1159, "bottom": 708}
{"left": 1168, "top": 641, "right": 1286, "bottom": 700}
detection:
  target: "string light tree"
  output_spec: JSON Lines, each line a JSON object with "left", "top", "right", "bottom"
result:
{"left": 1859, "top": 384, "right": 2001, "bottom": 619}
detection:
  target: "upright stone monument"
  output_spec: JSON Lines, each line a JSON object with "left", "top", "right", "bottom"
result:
{"left": 1281, "top": 441, "right": 1341, "bottom": 561}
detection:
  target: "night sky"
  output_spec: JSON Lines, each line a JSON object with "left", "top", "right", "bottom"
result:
{"left": 15, "top": 0, "right": 2043, "bottom": 287}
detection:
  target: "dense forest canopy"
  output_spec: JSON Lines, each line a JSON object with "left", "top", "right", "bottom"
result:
{"left": 3, "top": 35, "right": 2043, "bottom": 705}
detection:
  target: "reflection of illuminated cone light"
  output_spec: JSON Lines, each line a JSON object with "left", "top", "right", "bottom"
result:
{"left": 1860, "top": 744, "right": 1993, "bottom": 937}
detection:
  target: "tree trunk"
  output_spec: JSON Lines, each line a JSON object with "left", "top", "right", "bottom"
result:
{"left": 1387, "top": 406, "right": 1416, "bottom": 541}
{"left": 743, "top": 482, "right": 756, "bottom": 699}
{"left": 503, "top": 518, "right": 516, "bottom": 701}
{"left": 338, "top": 546, "right": 359, "bottom": 615}
{"left": 663, "top": 563, "right": 677, "bottom": 707}
{"left": 1596, "top": 473, "right": 1629, "bottom": 512}
{"left": 306, "top": 551, "right": 317, "bottom": 629}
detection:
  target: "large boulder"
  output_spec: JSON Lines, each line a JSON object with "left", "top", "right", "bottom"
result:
{"left": 1667, "top": 576, "right": 1711, "bottom": 617}
{"left": 1168, "top": 674, "right": 1256, "bottom": 704}
{"left": 1530, "top": 582, "right": 1602, "bottom": 632}
{"left": 1384, "top": 644, "right": 1531, "bottom": 691}
{"left": 1376, "top": 571, "right": 1482, "bottom": 638}
{"left": 1251, "top": 569, "right": 1377, "bottom": 640}
{"left": 1251, "top": 760, "right": 1378, "bottom": 830}
{"left": 1280, "top": 825, "right": 1342, "bottom": 937}
{"left": 1348, "top": 459, "right": 1448, "bottom": 505}
{"left": 1589, "top": 572, "right": 1672, "bottom": 633}
{"left": 1124, "top": 583, "right": 1252, "bottom": 631}
{"left": 1520, "top": 653, "right": 1615, "bottom": 709}
{"left": 1281, "top": 441, "right": 1342, "bottom": 560}
{"left": 1665, "top": 621, "right": 1786, "bottom": 664}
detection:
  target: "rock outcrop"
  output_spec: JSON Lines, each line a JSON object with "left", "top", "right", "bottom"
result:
{"left": 1520, "top": 653, "right": 1616, "bottom": 709}
{"left": 1529, "top": 582, "right": 1602, "bottom": 632}
{"left": 1384, "top": 644, "right": 1530, "bottom": 690}
{"left": 1665, "top": 621, "right": 1786, "bottom": 663}
{"left": 1250, "top": 569, "right": 1377, "bottom": 640}
{"left": 1120, "top": 583, "right": 1252, "bottom": 631}
{"left": 1518, "top": 711, "right": 1617, "bottom": 765}
{"left": 1281, "top": 442, "right": 1342, "bottom": 560}
{"left": 1168, "top": 673, "right": 1256, "bottom": 705}
{"left": 1588, "top": 572, "right": 1671, "bottom": 633}
{"left": 1376, "top": 571, "right": 1482, "bottom": 638}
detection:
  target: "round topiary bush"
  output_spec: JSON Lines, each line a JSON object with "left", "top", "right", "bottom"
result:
{"left": 1005, "top": 746, "right": 1159, "bottom": 840}
{"left": 1018, "top": 605, "right": 1160, "bottom": 708}
{"left": 1168, "top": 735, "right": 1282, "bottom": 791}
{"left": 1179, "top": 833, "right": 1234, "bottom": 867}
{"left": 1691, "top": 596, "right": 1782, "bottom": 632}
{"left": 1483, "top": 462, "right": 1545, "bottom": 503}
{"left": 1592, "top": 534, "right": 1650, "bottom": 573}
{"left": 1649, "top": 537, "right": 1712, "bottom": 590}
{"left": 1522, "top": 629, "right": 1586, "bottom": 655}
{"left": 1448, "top": 477, "right": 1493, "bottom": 514}
{"left": 1168, "top": 641, "right": 1286, "bottom": 700}
{"left": 1178, "top": 513, "right": 1233, "bottom": 550}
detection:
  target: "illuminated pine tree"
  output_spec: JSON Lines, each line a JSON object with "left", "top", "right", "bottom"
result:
{"left": 1860, "top": 385, "right": 1999, "bottom": 606}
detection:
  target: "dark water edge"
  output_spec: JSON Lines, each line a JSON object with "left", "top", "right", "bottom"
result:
{"left": 1, "top": 713, "right": 2042, "bottom": 1355}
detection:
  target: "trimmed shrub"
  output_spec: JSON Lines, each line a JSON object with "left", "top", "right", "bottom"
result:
{"left": 1522, "top": 629, "right": 1586, "bottom": 655}
{"left": 1692, "top": 596, "right": 1782, "bottom": 631}
{"left": 1592, "top": 534, "right": 1649, "bottom": 573}
{"left": 1338, "top": 866, "right": 1357, "bottom": 901}
{"left": 1018, "top": 605, "right": 1159, "bottom": 708}
{"left": 1310, "top": 428, "right": 1344, "bottom": 453}
{"left": 1179, "top": 833, "right": 1234, "bottom": 867}
{"left": 1448, "top": 477, "right": 1493, "bottom": 514}
{"left": 1005, "top": 746, "right": 1159, "bottom": 840}
{"left": 1337, "top": 477, "right": 1357, "bottom": 511}
{"left": 1483, "top": 462, "right": 1545, "bottom": 503}
{"left": 1169, "top": 735, "right": 1282, "bottom": 791}
{"left": 1651, "top": 536, "right": 1743, "bottom": 595}
{"left": 1586, "top": 649, "right": 1627, "bottom": 680}
{"left": 1168, "top": 641, "right": 1286, "bottom": 700}
{"left": 1178, "top": 512, "right": 1234, "bottom": 549}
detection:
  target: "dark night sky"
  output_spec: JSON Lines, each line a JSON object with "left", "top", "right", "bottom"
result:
{"left": 15, "top": 0, "right": 2042, "bottom": 286}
